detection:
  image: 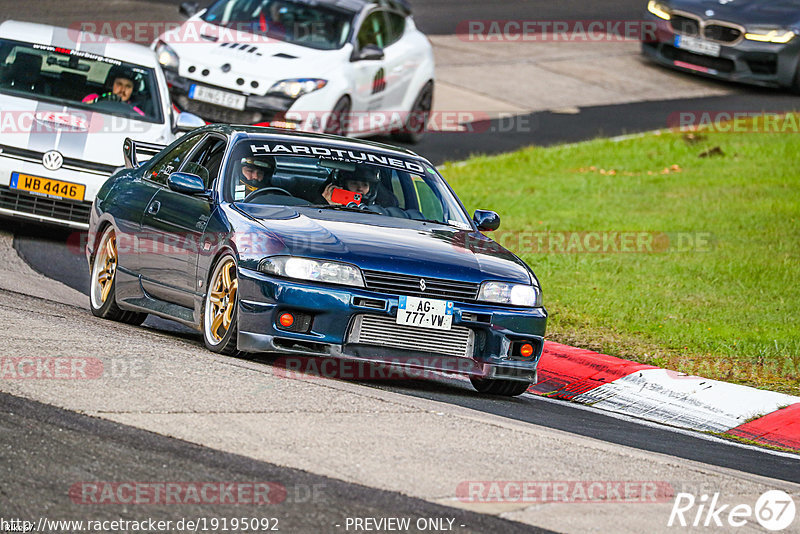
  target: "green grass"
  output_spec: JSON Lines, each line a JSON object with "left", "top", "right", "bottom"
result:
{"left": 441, "top": 124, "right": 800, "bottom": 395}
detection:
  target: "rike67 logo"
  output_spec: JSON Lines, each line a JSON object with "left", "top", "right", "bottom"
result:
{"left": 669, "top": 490, "right": 796, "bottom": 531}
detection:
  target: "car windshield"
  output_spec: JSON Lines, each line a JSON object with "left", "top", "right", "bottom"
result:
{"left": 202, "top": 0, "right": 354, "bottom": 50}
{"left": 0, "top": 39, "right": 163, "bottom": 124}
{"left": 225, "top": 139, "right": 474, "bottom": 228}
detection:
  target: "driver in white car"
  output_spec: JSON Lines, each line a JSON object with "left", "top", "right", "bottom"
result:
{"left": 82, "top": 66, "right": 145, "bottom": 116}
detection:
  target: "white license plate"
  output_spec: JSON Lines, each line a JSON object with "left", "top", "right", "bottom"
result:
{"left": 189, "top": 84, "right": 246, "bottom": 110}
{"left": 674, "top": 35, "right": 721, "bottom": 57}
{"left": 397, "top": 296, "right": 454, "bottom": 331}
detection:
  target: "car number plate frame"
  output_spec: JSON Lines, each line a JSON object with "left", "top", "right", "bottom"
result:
{"left": 189, "top": 84, "right": 247, "bottom": 110}
{"left": 397, "top": 295, "right": 454, "bottom": 331}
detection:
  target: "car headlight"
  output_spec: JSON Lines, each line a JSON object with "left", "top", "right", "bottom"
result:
{"left": 744, "top": 28, "right": 796, "bottom": 44}
{"left": 267, "top": 79, "right": 327, "bottom": 99}
{"left": 478, "top": 281, "right": 541, "bottom": 307}
{"left": 647, "top": 0, "right": 671, "bottom": 20}
{"left": 259, "top": 256, "right": 364, "bottom": 287}
{"left": 155, "top": 41, "right": 179, "bottom": 71}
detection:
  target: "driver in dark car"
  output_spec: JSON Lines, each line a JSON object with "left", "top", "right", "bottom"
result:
{"left": 82, "top": 67, "right": 145, "bottom": 116}
{"left": 322, "top": 165, "right": 397, "bottom": 207}
{"left": 236, "top": 156, "right": 276, "bottom": 195}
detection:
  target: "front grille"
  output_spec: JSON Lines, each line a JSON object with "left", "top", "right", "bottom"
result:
{"left": 178, "top": 99, "right": 269, "bottom": 124}
{"left": 362, "top": 270, "right": 480, "bottom": 302}
{"left": 0, "top": 186, "right": 91, "bottom": 224}
{"left": 662, "top": 45, "right": 736, "bottom": 73}
{"left": 0, "top": 145, "right": 117, "bottom": 175}
{"left": 671, "top": 15, "right": 700, "bottom": 36}
{"left": 349, "top": 314, "right": 474, "bottom": 358}
{"left": 704, "top": 24, "right": 742, "bottom": 43}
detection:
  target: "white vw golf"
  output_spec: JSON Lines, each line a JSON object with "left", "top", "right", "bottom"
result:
{"left": 155, "top": 0, "right": 435, "bottom": 142}
{"left": 0, "top": 21, "right": 203, "bottom": 229}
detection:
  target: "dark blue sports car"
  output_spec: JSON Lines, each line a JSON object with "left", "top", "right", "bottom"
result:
{"left": 86, "top": 125, "right": 547, "bottom": 396}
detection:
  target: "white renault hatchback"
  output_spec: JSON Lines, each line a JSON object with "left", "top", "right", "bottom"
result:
{"left": 155, "top": 0, "right": 434, "bottom": 141}
{"left": 0, "top": 21, "right": 203, "bottom": 229}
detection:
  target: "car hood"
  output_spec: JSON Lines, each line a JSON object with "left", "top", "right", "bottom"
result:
{"left": 167, "top": 22, "right": 347, "bottom": 95}
{"left": 0, "top": 94, "right": 170, "bottom": 165}
{"left": 236, "top": 205, "right": 533, "bottom": 285}
{"left": 667, "top": 0, "right": 800, "bottom": 27}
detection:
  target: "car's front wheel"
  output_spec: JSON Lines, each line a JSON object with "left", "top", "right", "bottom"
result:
{"left": 324, "top": 96, "right": 351, "bottom": 136}
{"left": 202, "top": 254, "right": 240, "bottom": 355}
{"left": 89, "top": 225, "right": 147, "bottom": 325}
{"left": 470, "top": 376, "right": 531, "bottom": 397}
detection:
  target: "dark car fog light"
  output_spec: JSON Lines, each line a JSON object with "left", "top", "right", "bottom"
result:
{"left": 520, "top": 343, "right": 534, "bottom": 358}
{"left": 510, "top": 340, "right": 538, "bottom": 360}
{"left": 276, "top": 311, "right": 312, "bottom": 333}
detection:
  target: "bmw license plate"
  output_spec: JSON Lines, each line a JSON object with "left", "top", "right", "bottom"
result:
{"left": 674, "top": 35, "right": 721, "bottom": 57}
{"left": 10, "top": 172, "right": 85, "bottom": 201}
{"left": 189, "top": 84, "right": 247, "bottom": 110}
{"left": 397, "top": 296, "right": 453, "bottom": 331}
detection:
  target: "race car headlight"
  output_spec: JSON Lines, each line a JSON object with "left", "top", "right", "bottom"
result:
{"left": 259, "top": 256, "right": 364, "bottom": 287}
{"left": 744, "top": 28, "right": 796, "bottom": 44}
{"left": 155, "top": 41, "right": 180, "bottom": 71}
{"left": 267, "top": 79, "right": 327, "bottom": 99}
{"left": 478, "top": 281, "right": 541, "bottom": 307}
{"left": 647, "top": 0, "right": 671, "bottom": 20}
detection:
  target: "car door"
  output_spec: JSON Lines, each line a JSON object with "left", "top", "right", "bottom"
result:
{"left": 379, "top": 10, "right": 414, "bottom": 111}
{"left": 139, "top": 134, "right": 226, "bottom": 308}
{"left": 350, "top": 9, "right": 390, "bottom": 119}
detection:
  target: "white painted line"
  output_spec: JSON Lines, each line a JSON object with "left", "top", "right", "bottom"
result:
{"left": 572, "top": 369, "right": 800, "bottom": 433}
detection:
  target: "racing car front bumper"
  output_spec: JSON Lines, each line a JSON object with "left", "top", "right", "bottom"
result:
{"left": 236, "top": 268, "right": 547, "bottom": 382}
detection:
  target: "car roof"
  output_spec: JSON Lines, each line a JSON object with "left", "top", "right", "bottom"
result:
{"left": 0, "top": 20, "right": 159, "bottom": 68}
{"left": 200, "top": 124, "right": 423, "bottom": 159}
{"left": 306, "top": 0, "right": 412, "bottom": 15}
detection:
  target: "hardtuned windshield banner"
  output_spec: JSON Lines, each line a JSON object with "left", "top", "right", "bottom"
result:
{"left": 249, "top": 142, "right": 427, "bottom": 174}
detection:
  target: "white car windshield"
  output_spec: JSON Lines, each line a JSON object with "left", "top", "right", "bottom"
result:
{"left": 225, "top": 139, "right": 473, "bottom": 228}
{"left": 0, "top": 39, "right": 163, "bottom": 123}
{"left": 202, "top": 0, "right": 354, "bottom": 50}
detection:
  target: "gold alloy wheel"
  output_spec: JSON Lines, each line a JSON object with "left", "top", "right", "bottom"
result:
{"left": 90, "top": 227, "right": 118, "bottom": 309}
{"left": 206, "top": 258, "right": 238, "bottom": 343}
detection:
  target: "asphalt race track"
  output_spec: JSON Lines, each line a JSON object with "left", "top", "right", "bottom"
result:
{"left": 3, "top": 0, "right": 800, "bottom": 532}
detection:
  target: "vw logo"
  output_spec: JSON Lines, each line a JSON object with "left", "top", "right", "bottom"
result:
{"left": 42, "top": 150, "right": 63, "bottom": 171}
{"left": 419, "top": 279, "right": 427, "bottom": 292}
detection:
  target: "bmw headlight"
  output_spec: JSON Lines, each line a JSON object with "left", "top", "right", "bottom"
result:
{"left": 267, "top": 79, "right": 327, "bottom": 99}
{"left": 259, "top": 256, "right": 364, "bottom": 287}
{"left": 647, "top": 0, "right": 671, "bottom": 20}
{"left": 744, "top": 27, "right": 796, "bottom": 44}
{"left": 478, "top": 281, "right": 541, "bottom": 307}
{"left": 155, "top": 41, "right": 179, "bottom": 71}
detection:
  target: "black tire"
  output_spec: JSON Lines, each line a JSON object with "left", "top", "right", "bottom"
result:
{"left": 470, "top": 376, "right": 531, "bottom": 397}
{"left": 89, "top": 226, "right": 147, "bottom": 325}
{"left": 324, "top": 96, "right": 351, "bottom": 136}
{"left": 202, "top": 254, "right": 240, "bottom": 355}
{"left": 393, "top": 81, "right": 433, "bottom": 144}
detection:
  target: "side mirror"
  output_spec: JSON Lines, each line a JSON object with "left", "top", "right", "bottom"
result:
{"left": 168, "top": 172, "right": 207, "bottom": 196}
{"left": 179, "top": 1, "right": 200, "bottom": 17}
{"left": 175, "top": 112, "right": 206, "bottom": 132}
{"left": 473, "top": 210, "right": 500, "bottom": 232}
{"left": 352, "top": 44, "right": 385, "bottom": 61}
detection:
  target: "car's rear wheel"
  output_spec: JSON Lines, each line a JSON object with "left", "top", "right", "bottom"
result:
{"left": 203, "top": 254, "right": 240, "bottom": 355}
{"left": 470, "top": 376, "right": 531, "bottom": 397}
{"left": 393, "top": 81, "right": 433, "bottom": 144}
{"left": 89, "top": 226, "right": 147, "bottom": 325}
{"left": 324, "top": 96, "right": 351, "bottom": 136}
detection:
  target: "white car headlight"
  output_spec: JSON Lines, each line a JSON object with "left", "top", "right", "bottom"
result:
{"left": 744, "top": 28, "right": 796, "bottom": 44}
{"left": 478, "top": 281, "right": 541, "bottom": 307}
{"left": 647, "top": 0, "right": 671, "bottom": 20}
{"left": 267, "top": 79, "right": 327, "bottom": 99}
{"left": 259, "top": 256, "right": 364, "bottom": 287}
{"left": 155, "top": 41, "right": 179, "bottom": 71}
